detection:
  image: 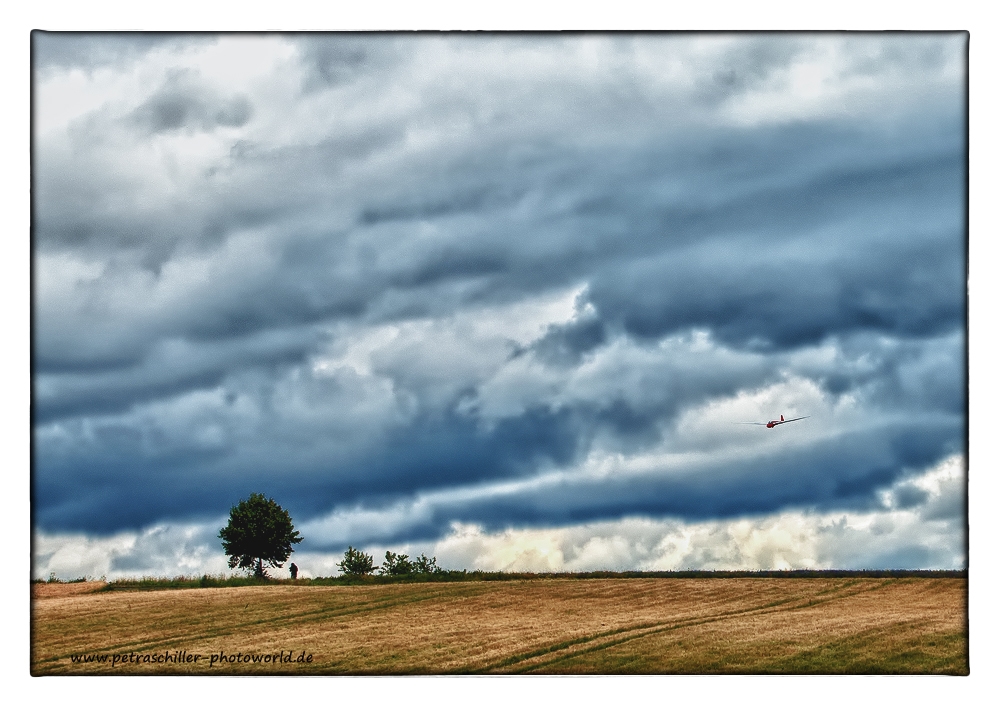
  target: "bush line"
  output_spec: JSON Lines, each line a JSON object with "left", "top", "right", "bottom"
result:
{"left": 27, "top": 568, "right": 970, "bottom": 592}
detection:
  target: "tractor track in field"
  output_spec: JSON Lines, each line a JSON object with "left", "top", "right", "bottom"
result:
{"left": 33, "top": 584, "right": 488, "bottom": 669}
{"left": 477, "top": 578, "right": 894, "bottom": 673}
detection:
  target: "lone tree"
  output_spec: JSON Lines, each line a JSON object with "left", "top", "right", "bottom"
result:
{"left": 219, "top": 493, "right": 303, "bottom": 579}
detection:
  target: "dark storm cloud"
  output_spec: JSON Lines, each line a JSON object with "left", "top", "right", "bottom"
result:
{"left": 33, "top": 34, "right": 967, "bottom": 552}
{"left": 891, "top": 482, "right": 930, "bottom": 509}
{"left": 34, "top": 404, "right": 583, "bottom": 533}
{"left": 35, "top": 38, "right": 964, "bottom": 355}
{"left": 528, "top": 315, "right": 607, "bottom": 366}
{"left": 582, "top": 138, "right": 965, "bottom": 350}
{"left": 295, "top": 416, "right": 963, "bottom": 549}
{"left": 540, "top": 421, "right": 949, "bottom": 520}
{"left": 34, "top": 326, "right": 321, "bottom": 423}
{"left": 34, "top": 323, "right": 964, "bottom": 536}
{"left": 354, "top": 112, "right": 965, "bottom": 351}
{"left": 131, "top": 70, "right": 252, "bottom": 134}
{"left": 701, "top": 36, "right": 807, "bottom": 104}
{"left": 297, "top": 33, "right": 403, "bottom": 90}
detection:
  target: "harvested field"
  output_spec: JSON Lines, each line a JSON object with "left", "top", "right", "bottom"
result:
{"left": 31, "top": 578, "right": 967, "bottom": 675}
{"left": 31, "top": 581, "right": 106, "bottom": 600}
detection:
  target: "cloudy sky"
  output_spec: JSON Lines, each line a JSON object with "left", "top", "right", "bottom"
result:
{"left": 32, "top": 32, "right": 968, "bottom": 579}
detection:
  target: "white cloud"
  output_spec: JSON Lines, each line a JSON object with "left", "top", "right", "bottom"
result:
{"left": 722, "top": 35, "right": 965, "bottom": 127}
{"left": 34, "top": 522, "right": 231, "bottom": 581}
{"left": 425, "top": 456, "right": 965, "bottom": 573}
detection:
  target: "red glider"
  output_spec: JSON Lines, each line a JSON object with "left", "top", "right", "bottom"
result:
{"left": 740, "top": 414, "right": 809, "bottom": 429}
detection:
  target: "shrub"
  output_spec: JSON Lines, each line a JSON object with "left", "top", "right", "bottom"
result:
{"left": 380, "top": 551, "right": 414, "bottom": 575}
{"left": 338, "top": 546, "right": 375, "bottom": 576}
{"left": 413, "top": 553, "right": 443, "bottom": 574}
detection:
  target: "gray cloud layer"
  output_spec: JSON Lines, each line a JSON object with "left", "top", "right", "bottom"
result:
{"left": 33, "top": 34, "right": 966, "bottom": 570}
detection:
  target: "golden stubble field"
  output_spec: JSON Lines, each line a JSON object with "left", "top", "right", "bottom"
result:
{"left": 31, "top": 578, "right": 967, "bottom": 675}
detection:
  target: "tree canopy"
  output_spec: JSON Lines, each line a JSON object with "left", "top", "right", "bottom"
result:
{"left": 338, "top": 547, "right": 443, "bottom": 578}
{"left": 338, "top": 546, "right": 375, "bottom": 576}
{"left": 412, "top": 553, "right": 441, "bottom": 574}
{"left": 379, "top": 550, "right": 413, "bottom": 575}
{"left": 379, "top": 551, "right": 443, "bottom": 575}
{"left": 218, "top": 493, "right": 303, "bottom": 579}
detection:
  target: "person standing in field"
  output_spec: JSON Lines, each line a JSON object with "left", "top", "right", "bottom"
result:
{"left": 289, "top": 563, "right": 298, "bottom": 580}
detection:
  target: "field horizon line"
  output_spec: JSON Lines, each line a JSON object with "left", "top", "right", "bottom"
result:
{"left": 34, "top": 568, "right": 969, "bottom": 593}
